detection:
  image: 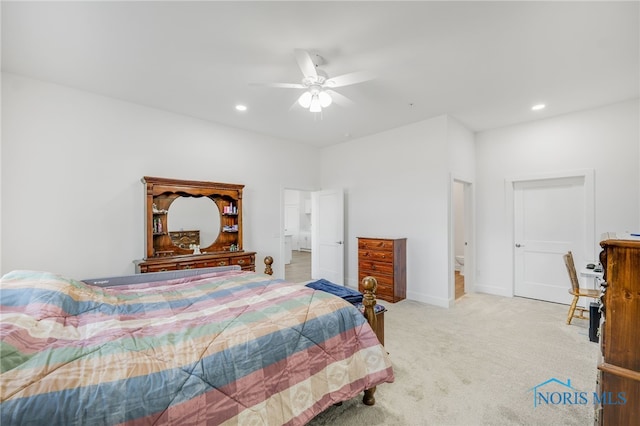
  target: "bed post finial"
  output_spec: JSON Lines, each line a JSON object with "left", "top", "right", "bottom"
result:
{"left": 361, "top": 275, "right": 378, "bottom": 406}
{"left": 361, "top": 276, "right": 378, "bottom": 330}
{"left": 264, "top": 256, "right": 273, "bottom": 275}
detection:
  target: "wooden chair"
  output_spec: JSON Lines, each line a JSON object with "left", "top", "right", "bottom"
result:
{"left": 563, "top": 251, "right": 600, "bottom": 325}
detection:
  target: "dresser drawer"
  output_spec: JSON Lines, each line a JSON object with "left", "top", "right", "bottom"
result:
{"left": 359, "top": 272, "right": 394, "bottom": 288}
{"left": 358, "top": 249, "right": 394, "bottom": 263}
{"left": 358, "top": 239, "right": 395, "bottom": 250}
{"left": 359, "top": 273, "right": 394, "bottom": 300}
{"left": 359, "top": 260, "right": 395, "bottom": 276}
{"left": 177, "top": 262, "right": 198, "bottom": 270}
{"left": 194, "top": 258, "right": 230, "bottom": 268}
{"left": 230, "top": 255, "right": 253, "bottom": 268}
{"left": 374, "top": 283, "right": 395, "bottom": 301}
{"left": 143, "top": 262, "right": 178, "bottom": 273}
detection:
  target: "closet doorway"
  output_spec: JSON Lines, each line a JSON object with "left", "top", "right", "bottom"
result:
{"left": 283, "top": 189, "right": 312, "bottom": 283}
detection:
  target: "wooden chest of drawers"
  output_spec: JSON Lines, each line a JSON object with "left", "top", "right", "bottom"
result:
{"left": 358, "top": 237, "right": 406, "bottom": 303}
{"left": 596, "top": 237, "right": 640, "bottom": 425}
{"left": 135, "top": 251, "right": 256, "bottom": 274}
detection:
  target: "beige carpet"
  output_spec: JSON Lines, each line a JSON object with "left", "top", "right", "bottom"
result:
{"left": 309, "top": 293, "right": 600, "bottom": 425}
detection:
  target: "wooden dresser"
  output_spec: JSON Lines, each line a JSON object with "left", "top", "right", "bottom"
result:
{"left": 135, "top": 251, "right": 255, "bottom": 273}
{"left": 357, "top": 237, "right": 406, "bottom": 303}
{"left": 135, "top": 177, "right": 256, "bottom": 274}
{"left": 596, "top": 236, "right": 640, "bottom": 425}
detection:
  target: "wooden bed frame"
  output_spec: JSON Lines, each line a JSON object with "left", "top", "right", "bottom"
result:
{"left": 262, "top": 256, "right": 380, "bottom": 406}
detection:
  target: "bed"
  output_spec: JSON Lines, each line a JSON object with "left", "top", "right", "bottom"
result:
{"left": 0, "top": 265, "right": 393, "bottom": 425}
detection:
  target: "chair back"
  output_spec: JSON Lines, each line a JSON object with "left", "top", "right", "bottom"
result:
{"left": 563, "top": 251, "right": 580, "bottom": 292}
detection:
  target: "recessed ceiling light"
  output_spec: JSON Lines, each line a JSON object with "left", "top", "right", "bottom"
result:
{"left": 235, "top": 105, "right": 247, "bottom": 111}
{"left": 531, "top": 104, "right": 546, "bottom": 111}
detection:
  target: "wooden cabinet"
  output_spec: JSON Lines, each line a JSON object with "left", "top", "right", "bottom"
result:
{"left": 299, "top": 231, "right": 312, "bottom": 251}
{"left": 357, "top": 237, "right": 406, "bottom": 303}
{"left": 136, "top": 177, "right": 255, "bottom": 273}
{"left": 596, "top": 236, "right": 640, "bottom": 425}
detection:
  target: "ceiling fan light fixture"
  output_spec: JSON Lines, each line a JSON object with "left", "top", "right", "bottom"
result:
{"left": 298, "top": 91, "right": 312, "bottom": 108}
{"left": 251, "top": 50, "right": 373, "bottom": 114}
{"left": 309, "top": 93, "right": 322, "bottom": 112}
{"left": 319, "top": 91, "right": 332, "bottom": 108}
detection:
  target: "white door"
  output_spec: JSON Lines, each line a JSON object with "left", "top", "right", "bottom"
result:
{"left": 514, "top": 176, "right": 585, "bottom": 304}
{"left": 311, "top": 189, "right": 344, "bottom": 284}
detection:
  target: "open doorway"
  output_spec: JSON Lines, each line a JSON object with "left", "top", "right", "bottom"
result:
{"left": 453, "top": 181, "right": 466, "bottom": 299}
{"left": 284, "top": 189, "right": 312, "bottom": 283}
{"left": 452, "top": 178, "right": 473, "bottom": 302}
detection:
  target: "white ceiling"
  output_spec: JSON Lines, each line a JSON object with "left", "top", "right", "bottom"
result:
{"left": 2, "top": 1, "right": 638, "bottom": 147}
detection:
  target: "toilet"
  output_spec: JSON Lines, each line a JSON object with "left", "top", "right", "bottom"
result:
{"left": 455, "top": 255, "right": 465, "bottom": 276}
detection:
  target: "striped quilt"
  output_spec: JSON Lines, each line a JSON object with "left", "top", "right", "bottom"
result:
{"left": 0, "top": 269, "right": 394, "bottom": 425}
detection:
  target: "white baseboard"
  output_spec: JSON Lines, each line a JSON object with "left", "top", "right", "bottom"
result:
{"left": 406, "top": 291, "right": 451, "bottom": 308}
{"left": 474, "top": 283, "right": 513, "bottom": 298}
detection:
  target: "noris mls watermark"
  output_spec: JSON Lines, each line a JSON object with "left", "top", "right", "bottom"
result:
{"left": 528, "top": 378, "right": 627, "bottom": 408}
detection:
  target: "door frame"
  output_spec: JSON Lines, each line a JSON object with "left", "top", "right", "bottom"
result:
{"left": 281, "top": 186, "right": 315, "bottom": 281}
{"left": 449, "top": 174, "right": 475, "bottom": 306}
{"left": 505, "top": 169, "right": 595, "bottom": 297}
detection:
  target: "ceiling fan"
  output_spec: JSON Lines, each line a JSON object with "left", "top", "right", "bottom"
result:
{"left": 251, "top": 49, "right": 374, "bottom": 113}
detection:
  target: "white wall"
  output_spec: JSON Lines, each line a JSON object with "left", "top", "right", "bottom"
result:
{"left": 446, "top": 116, "right": 476, "bottom": 297}
{"left": 475, "top": 99, "right": 640, "bottom": 296}
{"left": 7, "top": 72, "right": 634, "bottom": 309}
{"left": 1, "top": 73, "right": 321, "bottom": 279}
{"left": 447, "top": 116, "right": 476, "bottom": 180}
{"left": 320, "top": 115, "right": 475, "bottom": 307}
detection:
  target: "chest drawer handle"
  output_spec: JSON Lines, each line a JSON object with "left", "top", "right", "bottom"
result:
{"left": 237, "top": 259, "right": 245, "bottom": 265}
{"left": 218, "top": 261, "right": 228, "bottom": 266}
{"left": 159, "top": 268, "right": 168, "bottom": 272}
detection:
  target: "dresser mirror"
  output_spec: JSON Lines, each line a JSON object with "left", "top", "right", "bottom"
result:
{"left": 141, "top": 176, "right": 245, "bottom": 259}
{"left": 168, "top": 196, "right": 221, "bottom": 249}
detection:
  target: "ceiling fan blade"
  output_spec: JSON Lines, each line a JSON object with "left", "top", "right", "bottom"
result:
{"left": 324, "top": 71, "right": 374, "bottom": 88}
{"left": 289, "top": 98, "right": 301, "bottom": 111}
{"left": 294, "top": 49, "right": 318, "bottom": 79}
{"left": 326, "top": 90, "right": 354, "bottom": 107}
{"left": 249, "top": 82, "right": 305, "bottom": 89}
